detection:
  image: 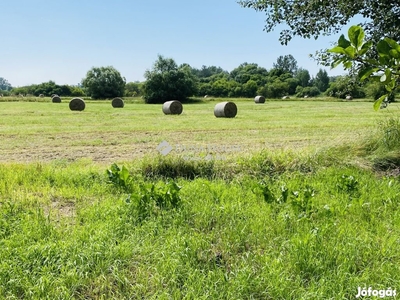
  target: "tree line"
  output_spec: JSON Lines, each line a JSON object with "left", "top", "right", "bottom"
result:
{"left": 0, "top": 54, "right": 389, "bottom": 103}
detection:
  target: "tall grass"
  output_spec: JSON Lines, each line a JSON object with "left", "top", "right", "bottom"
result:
{"left": 1, "top": 151, "right": 399, "bottom": 299}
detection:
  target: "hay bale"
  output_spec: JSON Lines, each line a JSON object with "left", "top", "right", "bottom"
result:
{"left": 214, "top": 101, "right": 237, "bottom": 118}
{"left": 51, "top": 94, "right": 58, "bottom": 98}
{"left": 304, "top": 95, "right": 309, "bottom": 98}
{"left": 69, "top": 98, "right": 85, "bottom": 111}
{"left": 282, "top": 96, "right": 290, "bottom": 99}
{"left": 39, "top": 94, "right": 44, "bottom": 98}
{"left": 112, "top": 97, "right": 124, "bottom": 108}
{"left": 52, "top": 96, "right": 61, "bottom": 103}
{"left": 162, "top": 100, "right": 183, "bottom": 115}
{"left": 254, "top": 95, "right": 265, "bottom": 103}
{"left": 346, "top": 95, "right": 353, "bottom": 100}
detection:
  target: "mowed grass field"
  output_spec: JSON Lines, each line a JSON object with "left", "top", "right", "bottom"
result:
{"left": 1, "top": 97, "right": 400, "bottom": 299}
{"left": 0, "top": 97, "right": 395, "bottom": 163}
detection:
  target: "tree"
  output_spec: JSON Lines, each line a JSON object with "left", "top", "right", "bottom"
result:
{"left": 295, "top": 68, "right": 311, "bottom": 87}
{"left": 273, "top": 55, "right": 298, "bottom": 75}
{"left": 125, "top": 82, "right": 143, "bottom": 97}
{"left": 328, "top": 25, "right": 400, "bottom": 108}
{"left": 314, "top": 69, "right": 330, "bottom": 92}
{"left": 142, "top": 55, "right": 198, "bottom": 104}
{"left": 0, "top": 77, "right": 12, "bottom": 91}
{"left": 82, "top": 66, "right": 126, "bottom": 99}
{"left": 238, "top": 0, "right": 400, "bottom": 45}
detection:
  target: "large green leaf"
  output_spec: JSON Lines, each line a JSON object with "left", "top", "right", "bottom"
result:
{"left": 358, "top": 41, "right": 373, "bottom": 56}
{"left": 358, "top": 66, "right": 378, "bottom": 81}
{"left": 338, "top": 34, "right": 351, "bottom": 48}
{"left": 328, "top": 46, "right": 346, "bottom": 54}
{"left": 384, "top": 37, "right": 400, "bottom": 52}
{"left": 373, "top": 94, "right": 387, "bottom": 111}
{"left": 348, "top": 25, "right": 364, "bottom": 49}
{"left": 377, "top": 40, "right": 392, "bottom": 56}
{"left": 344, "top": 46, "right": 356, "bottom": 58}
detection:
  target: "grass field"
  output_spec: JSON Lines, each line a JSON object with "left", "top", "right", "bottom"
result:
{"left": 1, "top": 97, "right": 400, "bottom": 299}
{"left": 0, "top": 97, "right": 396, "bottom": 163}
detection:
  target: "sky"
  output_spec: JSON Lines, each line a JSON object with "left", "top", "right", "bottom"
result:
{"left": 2, "top": 0, "right": 358, "bottom": 87}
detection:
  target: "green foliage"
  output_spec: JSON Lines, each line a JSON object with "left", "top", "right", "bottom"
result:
{"left": 124, "top": 81, "right": 143, "bottom": 97}
{"left": 379, "top": 117, "right": 400, "bottom": 151}
{"left": 106, "top": 163, "right": 134, "bottom": 193}
{"left": 273, "top": 54, "right": 298, "bottom": 74}
{"left": 328, "top": 25, "right": 400, "bottom": 108}
{"left": 82, "top": 66, "right": 126, "bottom": 99}
{"left": 337, "top": 174, "right": 359, "bottom": 194}
{"left": 0, "top": 77, "right": 12, "bottom": 91}
{"left": 314, "top": 69, "right": 330, "bottom": 92}
{"left": 295, "top": 68, "right": 310, "bottom": 87}
{"left": 239, "top": 0, "right": 400, "bottom": 46}
{"left": 364, "top": 81, "right": 395, "bottom": 102}
{"left": 11, "top": 81, "right": 77, "bottom": 97}
{"left": 143, "top": 55, "right": 198, "bottom": 103}
{"left": 134, "top": 181, "right": 182, "bottom": 222}
{"left": 325, "top": 75, "right": 366, "bottom": 99}
{"left": 1, "top": 154, "right": 400, "bottom": 298}
{"left": 295, "top": 86, "right": 321, "bottom": 98}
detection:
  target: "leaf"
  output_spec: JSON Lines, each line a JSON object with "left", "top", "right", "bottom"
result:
{"left": 331, "top": 58, "right": 345, "bottom": 69}
{"left": 348, "top": 25, "right": 364, "bottom": 49}
{"left": 338, "top": 34, "right": 351, "bottom": 48}
{"left": 389, "top": 49, "right": 400, "bottom": 59}
{"left": 328, "top": 46, "right": 347, "bottom": 54}
{"left": 344, "top": 61, "right": 353, "bottom": 69}
{"left": 374, "top": 94, "right": 387, "bottom": 111}
{"left": 344, "top": 46, "right": 356, "bottom": 58}
{"left": 384, "top": 37, "right": 400, "bottom": 52}
{"left": 358, "top": 66, "right": 377, "bottom": 81}
{"left": 358, "top": 41, "right": 373, "bottom": 56}
{"left": 377, "top": 40, "right": 392, "bottom": 56}
{"left": 380, "top": 69, "right": 392, "bottom": 84}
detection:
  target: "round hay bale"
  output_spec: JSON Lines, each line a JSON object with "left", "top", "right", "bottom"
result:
{"left": 254, "top": 95, "right": 265, "bottom": 103}
{"left": 112, "top": 97, "right": 124, "bottom": 108}
{"left": 69, "top": 98, "right": 85, "bottom": 111}
{"left": 51, "top": 94, "right": 58, "bottom": 98}
{"left": 52, "top": 96, "right": 61, "bottom": 103}
{"left": 346, "top": 95, "right": 353, "bottom": 100}
{"left": 304, "top": 95, "right": 309, "bottom": 98}
{"left": 162, "top": 100, "right": 183, "bottom": 115}
{"left": 282, "top": 96, "right": 290, "bottom": 99}
{"left": 214, "top": 101, "right": 237, "bottom": 118}
{"left": 39, "top": 94, "right": 44, "bottom": 98}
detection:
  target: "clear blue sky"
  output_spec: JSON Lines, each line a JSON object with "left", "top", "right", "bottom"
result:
{"left": 2, "top": 0, "right": 356, "bottom": 87}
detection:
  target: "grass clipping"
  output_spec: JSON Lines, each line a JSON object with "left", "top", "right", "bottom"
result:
{"left": 69, "top": 98, "right": 85, "bottom": 111}
{"left": 162, "top": 100, "right": 183, "bottom": 115}
{"left": 214, "top": 101, "right": 237, "bottom": 118}
{"left": 112, "top": 97, "right": 124, "bottom": 108}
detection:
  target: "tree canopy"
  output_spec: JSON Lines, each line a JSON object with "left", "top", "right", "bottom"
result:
{"left": 0, "top": 77, "right": 12, "bottom": 91}
{"left": 237, "top": 0, "right": 400, "bottom": 45}
{"left": 142, "top": 55, "right": 198, "bottom": 104}
{"left": 82, "top": 66, "right": 126, "bottom": 99}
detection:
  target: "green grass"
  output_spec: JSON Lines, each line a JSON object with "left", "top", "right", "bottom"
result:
{"left": 0, "top": 97, "right": 398, "bottom": 164}
{"left": 1, "top": 98, "right": 400, "bottom": 299}
{"left": 0, "top": 160, "right": 399, "bottom": 299}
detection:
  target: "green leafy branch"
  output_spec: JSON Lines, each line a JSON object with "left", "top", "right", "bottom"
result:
{"left": 328, "top": 25, "right": 400, "bottom": 110}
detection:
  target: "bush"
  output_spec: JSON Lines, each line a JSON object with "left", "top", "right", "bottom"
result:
{"left": 82, "top": 66, "right": 126, "bottom": 99}
{"left": 325, "top": 75, "right": 365, "bottom": 99}
{"left": 143, "top": 55, "right": 198, "bottom": 104}
{"left": 296, "top": 86, "right": 321, "bottom": 97}
{"left": 365, "top": 81, "right": 395, "bottom": 102}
